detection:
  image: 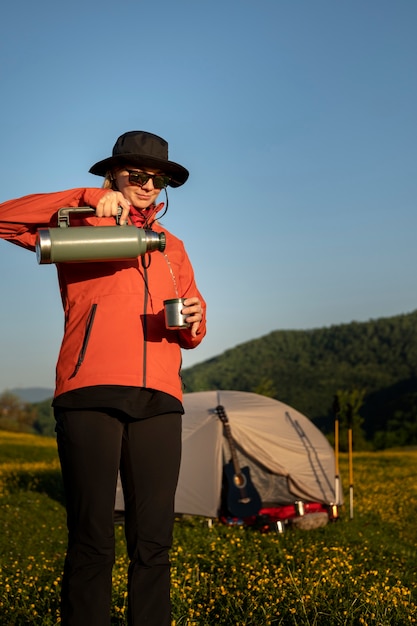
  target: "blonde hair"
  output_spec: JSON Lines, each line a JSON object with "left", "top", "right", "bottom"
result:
{"left": 102, "top": 173, "right": 116, "bottom": 190}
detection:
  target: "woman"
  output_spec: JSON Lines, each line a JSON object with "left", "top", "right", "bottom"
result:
{"left": 0, "top": 130, "right": 206, "bottom": 626}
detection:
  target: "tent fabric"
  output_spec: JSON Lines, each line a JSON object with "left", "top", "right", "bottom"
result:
{"left": 174, "top": 390, "right": 339, "bottom": 518}
{"left": 175, "top": 405, "right": 223, "bottom": 517}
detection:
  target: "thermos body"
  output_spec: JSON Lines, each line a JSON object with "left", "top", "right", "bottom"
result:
{"left": 36, "top": 225, "right": 165, "bottom": 264}
{"left": 35, "top": 207, "right": 166, "bottom": 264}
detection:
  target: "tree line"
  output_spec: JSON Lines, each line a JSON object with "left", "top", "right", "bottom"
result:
{"left": 0, "top": 392, "right": 55, "bottom": 437}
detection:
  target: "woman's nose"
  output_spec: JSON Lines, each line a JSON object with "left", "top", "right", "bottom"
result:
{"left": 141, "top": 177, "right": 155, "bottom": 190}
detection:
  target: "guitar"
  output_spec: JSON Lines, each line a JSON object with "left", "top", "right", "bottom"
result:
{"left": 215, "top": 405, "right": 262, "bottom": 518}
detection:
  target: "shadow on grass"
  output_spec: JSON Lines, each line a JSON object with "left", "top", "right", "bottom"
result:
{"left": 3, "top": 467, "right": 66, "bottom": 505}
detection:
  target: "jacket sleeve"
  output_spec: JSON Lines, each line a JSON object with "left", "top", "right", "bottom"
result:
{"left": 0, "top": 188, "right": 109, "bottom": 251}
{"left": 174, "top": 241, "right": 207, "bottom": 350}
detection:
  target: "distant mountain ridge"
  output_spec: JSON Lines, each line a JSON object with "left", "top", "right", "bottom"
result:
{"left": 8, "top": 387, "right": 54, "bottom": 403}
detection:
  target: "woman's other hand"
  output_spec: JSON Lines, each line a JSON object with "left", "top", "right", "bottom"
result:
{"left": 182, "top": 297, "right": 204, "bottom": 338}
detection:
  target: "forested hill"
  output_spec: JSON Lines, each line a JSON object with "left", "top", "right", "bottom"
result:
{"left": 182, "top": 310, "right": 417, "bottom": 449}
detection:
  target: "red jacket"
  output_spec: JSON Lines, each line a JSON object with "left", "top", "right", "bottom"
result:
{"left": 0, "top": 188, "right": 206, "bottom": 401}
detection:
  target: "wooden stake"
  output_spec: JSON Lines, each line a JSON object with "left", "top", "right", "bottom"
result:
{"left": 333, "top": 395, "right": 341, "bottom": 507}
{"left": 347, "top": 404, "right": 354, "bottom": 520}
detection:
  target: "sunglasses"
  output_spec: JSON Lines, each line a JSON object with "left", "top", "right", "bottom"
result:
{"left": 126, "top": 170, "right": 170, "bottom": 189}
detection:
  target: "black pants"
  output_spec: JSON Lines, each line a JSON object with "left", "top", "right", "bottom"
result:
{"left": 55, "top": 409, "right": 182, "bottom": 626}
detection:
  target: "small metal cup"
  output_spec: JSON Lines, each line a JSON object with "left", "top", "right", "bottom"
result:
{"left": 276, "top": 520, "right": 285, "bottom": 534}
{"left": 164, "top": 298, "right": 189, "bottom": 329}
{"left": 295, "top": 500, "right": 305, "bottom": 516}
{"left": 329, "top": 503, "right": 339, "bottom": 521}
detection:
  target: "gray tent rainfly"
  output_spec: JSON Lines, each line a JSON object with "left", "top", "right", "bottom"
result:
{"left": 173, "top": 390, "right": 340, "bottom": 519}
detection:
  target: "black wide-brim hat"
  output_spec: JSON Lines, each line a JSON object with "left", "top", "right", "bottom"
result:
{"left": 89, "top": 130, "right": 189, "bottom": 188}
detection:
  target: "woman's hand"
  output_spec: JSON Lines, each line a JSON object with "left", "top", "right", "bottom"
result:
{"left": 182, "top": 297, "right": 204, "bottom": 338}
{"left": 96, "top": 191, "right": 131, "bottom": 224}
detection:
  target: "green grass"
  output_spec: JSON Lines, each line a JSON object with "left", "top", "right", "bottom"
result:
{"left": 0, "top": 430, "right": 416, "bottom": 625}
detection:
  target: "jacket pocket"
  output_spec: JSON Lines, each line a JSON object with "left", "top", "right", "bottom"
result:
{"left": 69, "top": 303, "right": 97, "bottom": 379}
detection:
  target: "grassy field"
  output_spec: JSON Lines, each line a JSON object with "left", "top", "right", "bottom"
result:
{"left": 0, "top": 430, "right": 416, "bottom": 625}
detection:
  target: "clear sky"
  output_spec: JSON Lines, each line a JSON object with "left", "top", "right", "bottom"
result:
{"left": 0, "top": 0, "right": 416, "bottom": 391}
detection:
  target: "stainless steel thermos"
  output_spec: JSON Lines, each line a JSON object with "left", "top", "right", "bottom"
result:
{"left": 36, "top": 207, "right": 166, "bottom": 264}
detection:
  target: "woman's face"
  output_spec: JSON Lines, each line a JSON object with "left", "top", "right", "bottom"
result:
{"left": 113, "top": 166, "right": 165, "bottom": 209}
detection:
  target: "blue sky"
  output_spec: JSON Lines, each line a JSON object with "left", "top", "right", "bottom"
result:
{"left": 0, "top": 0, "right": 416, "bottom": 390}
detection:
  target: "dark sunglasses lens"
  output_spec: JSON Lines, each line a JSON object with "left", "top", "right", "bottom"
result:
{"left": 153, "top": 176, "right": 170, "bottom": 188}
{"left": 128, "top": 171, "right": 149, "bottom": 186}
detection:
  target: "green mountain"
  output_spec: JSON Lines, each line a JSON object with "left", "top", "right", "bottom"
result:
{"left": 182, "top": 310, "right": 417, "bottom": 449}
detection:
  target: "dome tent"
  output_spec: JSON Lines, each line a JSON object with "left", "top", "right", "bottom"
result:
{"left": 173, "top": 390, "right": 340, "bottom": 519}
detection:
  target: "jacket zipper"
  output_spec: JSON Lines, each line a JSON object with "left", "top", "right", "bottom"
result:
{"left": 69, "top": 303, "right": 97, "bottom": 379}
{"left": 142, "top": 260, "right": 149, "bottom": 387}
